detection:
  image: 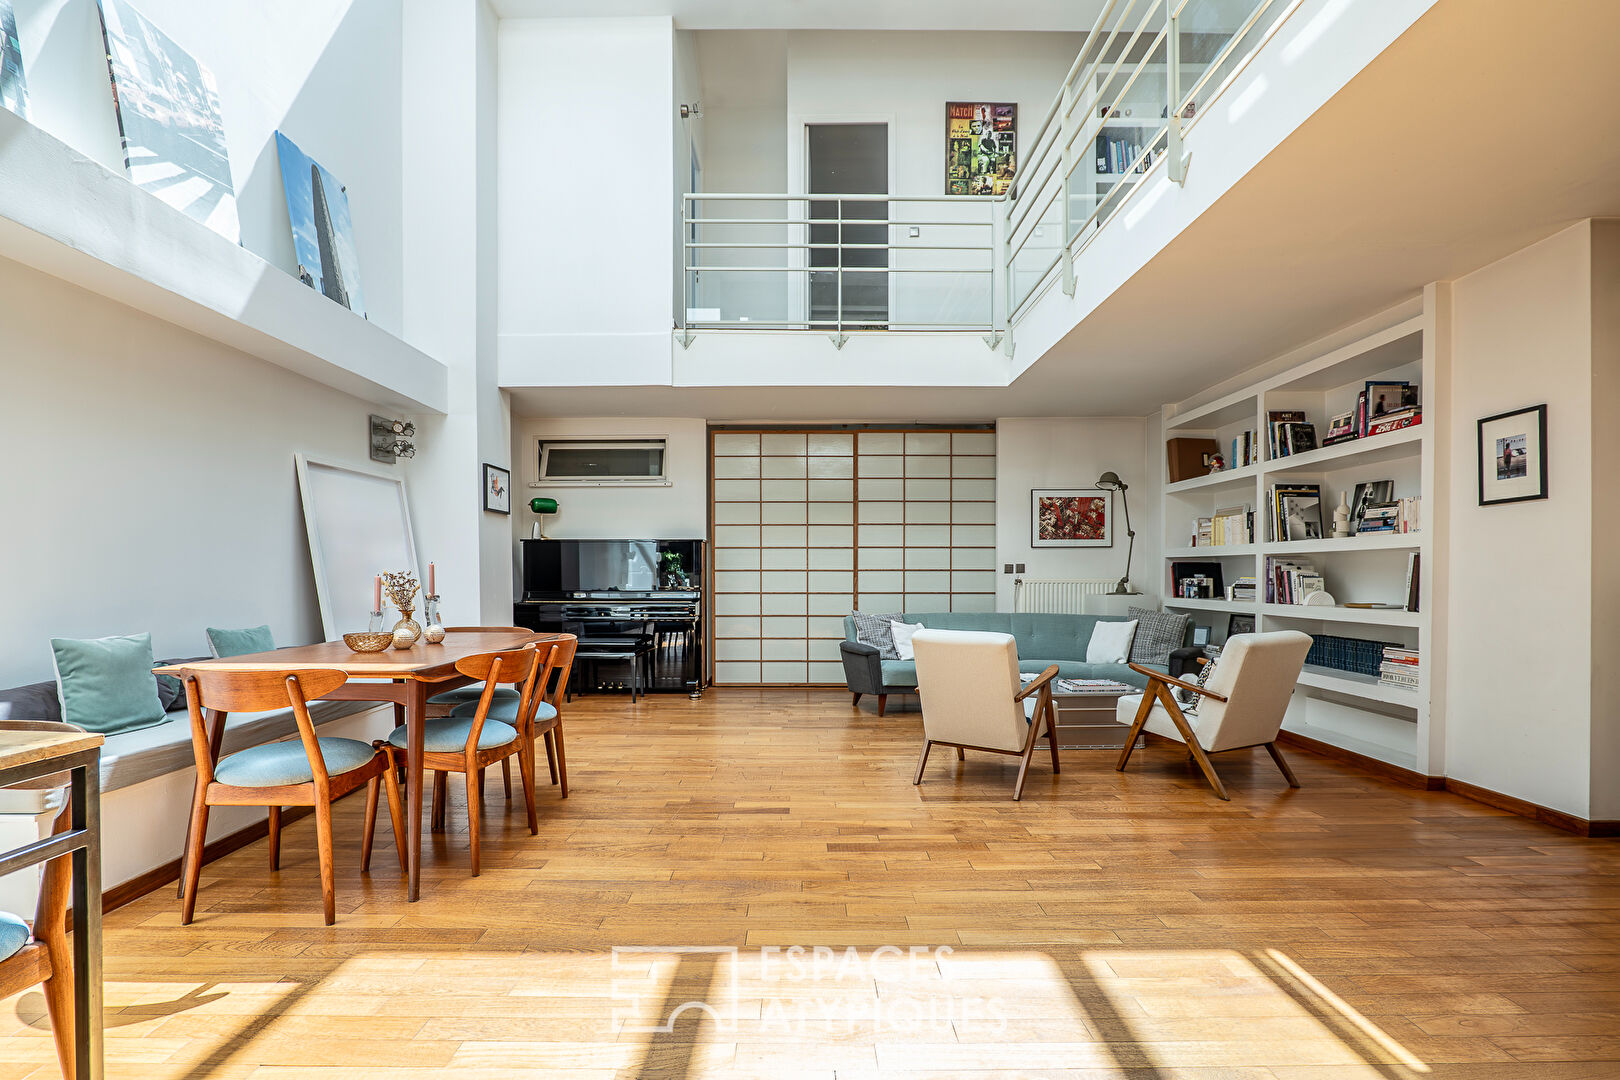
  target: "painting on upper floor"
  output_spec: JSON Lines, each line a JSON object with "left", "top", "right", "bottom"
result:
{"left": 96, "top": 0, "right": 238, "bottom": 242}
{"left": 274, "top": 131, "right": 367, "bottom": 318}
{"left": 947, "top": 102, "right": 1016, "bottom": 196}
{"left": 0, "top": 0, "right": 27, "bottom": 119}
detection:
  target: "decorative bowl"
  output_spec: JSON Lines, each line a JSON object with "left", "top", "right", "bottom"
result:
{"left": 343, "top": 632, "right": 394, "bottom": 653}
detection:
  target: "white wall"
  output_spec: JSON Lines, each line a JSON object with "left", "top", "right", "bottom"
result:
{"left": 994, "top": 417, "right": 1159, "bottom": 612}
{"left": 13, "top": 0, "right": 406, "bottom": 335}
{"left": 511, "top": 418, "right": 709, "bottom": 552}
{"left": 1590, "top": 221, "right": 1620, "bottom": 823}
{"left": 1445, "top": 223, "right": 1594, "bottom": 818}
{"left": 497, "top": 17, "right": 676, "bottom": 386}
{"left": 0, "top": 255, "right": 397, "bottom": 689}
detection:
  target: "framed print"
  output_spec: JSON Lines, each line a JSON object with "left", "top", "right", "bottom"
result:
{"left": 483, "top": 463, "right": 511, "bottom": 514}
{"left": 947, "top": 102, "right": 1016, "bottom": 196}
{"left": 1031, "top": 488, "right": 1111, "bottom": 547}
{"left": 1226, "top": 613, "right": 1255, "bottom": 637}
{"left": 1477, "top": 404, "right": 1547, "bottom": 506}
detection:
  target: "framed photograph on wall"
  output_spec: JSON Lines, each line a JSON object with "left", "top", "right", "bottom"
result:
{"left": 483, "top": 463, "right": 511, "bottom": 514}
{"left": 946, "top": 102, "right": 1016, "bottom": 196}
{"left": 1226, "top": 613, "right": 1255, "bottom": 637}
{"left": 1031, "top": 488, "right": 1111, "bottom": 547}
{"left": 1477, "top": 404, "right": 1548, "bottom": 506}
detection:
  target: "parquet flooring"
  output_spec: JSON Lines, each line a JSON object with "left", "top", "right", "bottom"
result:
{"left": 4, "top": 688, "right": 1620, "bottom": 1078}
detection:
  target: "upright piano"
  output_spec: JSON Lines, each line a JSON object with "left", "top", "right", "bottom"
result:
{"left": 513, "top": 538, "right": 704, "bottom": 697}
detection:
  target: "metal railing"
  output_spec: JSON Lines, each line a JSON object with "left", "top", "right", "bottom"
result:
{"left": 677, "top": 0, "right": 1299, "bottom": 348}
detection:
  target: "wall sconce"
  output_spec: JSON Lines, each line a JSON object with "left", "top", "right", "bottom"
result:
{"left": 369, "top": 414, "right": 416, "bottom": 463}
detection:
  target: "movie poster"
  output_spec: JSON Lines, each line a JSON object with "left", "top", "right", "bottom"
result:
{"left": 946, "top": 102, "right": 1016, "bottom": 196}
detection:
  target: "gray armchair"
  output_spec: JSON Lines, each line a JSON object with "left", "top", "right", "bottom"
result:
{"left": 839, "top": 641, "right": 914, "bottom": 716}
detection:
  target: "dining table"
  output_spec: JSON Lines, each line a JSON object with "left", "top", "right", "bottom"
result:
{"left": 155, "top": 629, "right": 559, "bottom": 902}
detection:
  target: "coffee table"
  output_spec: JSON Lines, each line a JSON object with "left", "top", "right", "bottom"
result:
{"left": 1048, "top": 679, "right": 1143, "bottom": 750}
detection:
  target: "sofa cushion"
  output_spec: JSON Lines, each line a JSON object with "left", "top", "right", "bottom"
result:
{"left": 154, "top": 656, "right": 211, "bottom": 712}
{"left": 851, "top": 612, "right": 903, "bottom": 659}
{"left": 1128, "top": 608, "right": 1190, "bottom": 666}
{"left": 0, "top": 912, "right": 29, "bottom": 961}
{"left": 50, "top": 633, "right": 168, "bottom": 736}
{"left": 207, "top": 625, "right": 276, "bottom": 659}
{"left": 213, "top": 737, "right": 377, "bottom": 787}
{"left": 0, "top": 681, "right": 62, "bottom": 725}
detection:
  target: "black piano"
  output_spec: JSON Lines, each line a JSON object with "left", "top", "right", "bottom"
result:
{"left": 514, "top": 538, "right": 704, "bottom": 697}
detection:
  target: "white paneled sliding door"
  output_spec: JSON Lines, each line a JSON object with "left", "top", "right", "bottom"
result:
{"left": 710, "top": 428, "right": 995, "bottom": 687}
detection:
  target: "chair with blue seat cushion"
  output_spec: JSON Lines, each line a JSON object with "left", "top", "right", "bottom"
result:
{"left": 379, "top": 644, "right": 555, "bottom": 876}
{"left": 910, "top": 629, "right": 1061, "bottom": 802}
{"left": 424, "top": 628, "right": 532, "bottom": 797}
{"left": 0, "top": 718, "right": 80, "bottom": 1080}
{"left": 175, "top": 667, "right": 403, "bottom": 926}
{"left": 447, "top": 635, "right": 576, "bottom": 799}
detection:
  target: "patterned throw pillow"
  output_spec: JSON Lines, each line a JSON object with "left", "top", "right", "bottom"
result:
{"left": 852, "top": 611, "right": 903, "bottom": 659}
{"left": 1179, "top": 649, "right": 1220, "bottom": 714}
{"left": 1128, "top": 607, "right": 1190, "bottom": 666}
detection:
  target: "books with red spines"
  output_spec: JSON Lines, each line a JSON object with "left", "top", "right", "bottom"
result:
{"left": 1366, "top": 410, "right": 1421, "bottom": 438}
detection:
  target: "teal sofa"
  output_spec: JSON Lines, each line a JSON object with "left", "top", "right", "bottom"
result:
{"left": 840, "top": 612, "right": 1192, "bottom": 713}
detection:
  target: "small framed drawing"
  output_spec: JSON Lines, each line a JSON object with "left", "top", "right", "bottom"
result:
{"left": 483, "top": 463, "right": 511, "bottom": 514}
{"left": 1477, "top": 404, "right": 1547, "bottom": 506}
{"left": 1191, "top": 625, "right": 1211, "bottom": 647}
{"left": 1226, "top": 613, "right": 1255, "bottom": 637}
{"left": 1031, "top": 488, "right": 1111, "bottom": 547}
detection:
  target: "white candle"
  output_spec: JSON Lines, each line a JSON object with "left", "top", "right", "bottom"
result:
{"left": 373, "top": 574, "right": 382, "bottom": 612}
{"left": 429, "top": 562, "right": 436, "bottom": 596}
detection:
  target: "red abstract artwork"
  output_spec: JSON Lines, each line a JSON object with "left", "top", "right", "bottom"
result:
{"left": 1037, "top": 495, "right": 1107, "bottom": 542}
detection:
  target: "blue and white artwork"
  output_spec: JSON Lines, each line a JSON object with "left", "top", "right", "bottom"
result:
{"left": 274, "top": 131, "right": 366, "bottom": 317}
{"left": 97, "top": 0, "right": 238, "bottom": 241}
{"left": 0, "top": 0, "right": 27, "bottom": 118}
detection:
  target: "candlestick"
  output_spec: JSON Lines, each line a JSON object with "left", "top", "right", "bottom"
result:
{"left": 429, "top": 562, "right": 436, "bottom": 596}
{"left": 373, "top": 574, "right": 381, "bottom": 613}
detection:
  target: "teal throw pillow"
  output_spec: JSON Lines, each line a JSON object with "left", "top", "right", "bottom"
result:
{"left": 206, "top": 625, "right": 276, "bottom": 659}
{"left": 49, "top": 633, "right": 168, "bottom": 735}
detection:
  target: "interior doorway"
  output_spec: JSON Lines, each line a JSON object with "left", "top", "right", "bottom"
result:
{"left": 806, "top": 123, "right": 888, "bottom": 329}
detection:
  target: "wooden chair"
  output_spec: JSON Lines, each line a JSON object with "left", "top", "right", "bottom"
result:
{"left": 178, "top": 669, "right": 405, "bottom": 926}
{"left": 910, "top": 629, "right": 1061, "bottom": 801}
{"left": 0, "top": 720, "right": 79, "bottom": 1080}
{"left": 449, "top": 636, "right": 576, "bottom": 798}
{"left": 425, "top": 627, "right": 534, "bottom": 796}
{"left": 390, "top": 645, "right": 554, "bottom": 875}
{"left": 1114, "top": 630, "right": 1313, "bottom": 800}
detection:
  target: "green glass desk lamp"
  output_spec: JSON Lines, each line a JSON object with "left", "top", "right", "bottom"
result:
{"left": 529, "top": 497, "right": 558, "bottom": 539}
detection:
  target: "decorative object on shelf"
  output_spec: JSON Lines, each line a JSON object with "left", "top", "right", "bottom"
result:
{"left": 421, "top": 595, "right": 445, "bottom": 644}
{"left": 97, "top": 0, "right": 239, "bottom": 242}
{"left": 659, "top": 550, "right": 691, "bottom": 589}
{"left": 369, "top": 415, "right": 416, "bottom": 463}
{"left": 946, "top": 101, "right": 1016, "bottom": 196}
{"left": 1226, "top": 613, "right": 1255, "bottom": 637}
{"left": 1478, "top": 403, "right": 1548, "bottom": 506}
{"left": 1095, "top": 472, "right": 1135, "bottom": 592}
{"left": 382, "top": 570, "right": 420, "bottom": 648}
{"left": 0, "top": 0, "right": 29, "bottom": 119}
{"left": 341, "top": 631, "right": 392, "bottom": 653}
{"left": 1166, "top": 437, "right": 1220, "bottom": 482}
{"left": 483, "top": 463, "right": 511, "bottom": 514}
{"left": 529, "top": 496, "right": 558, "bottom": 539}
{"left": 1171, "top": 561, "right": 1224, "bottom": 600}
{"left": 274, "top": 131, "right": 368, "bottom": 316}
{"left": 1331, "top": 492, "right": 1352, "bottom": 538}
{"left": 1031, "top": 488, "right": 1111, "bottom": 548}
{"left": 1206, "top": 453, "right": 1224, "bottom": 472}
{"left": 1302, "top": 590, "right": 1337, "bottom": 607}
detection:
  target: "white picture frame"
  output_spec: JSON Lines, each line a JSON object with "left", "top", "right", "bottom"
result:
{"left": 294, "top": 454, "right": 421, "bottom": 640}
{"left": 1030, "top": 488, "right": 1113, "bottom": 548}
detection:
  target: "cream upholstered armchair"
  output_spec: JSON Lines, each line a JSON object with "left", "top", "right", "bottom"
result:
{"left": 1114, "top": 630, "right": 1312, "bottom": 800}
{"left": 911, "top": 629, "right": 1060, "bottom": 801}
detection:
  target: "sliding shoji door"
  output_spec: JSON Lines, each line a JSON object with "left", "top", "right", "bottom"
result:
{"left": 710, "top": 428, "right": 995, "bottom": 686}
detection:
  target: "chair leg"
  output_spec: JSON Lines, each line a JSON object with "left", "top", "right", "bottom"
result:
{"left": 552, "top": 722, "right": 569, "bottom": 798}
{"left": 179, "top": 792, "right": 210, "bottom": 925}
{"left": 1013, "top": 734, "right": 1040, "bottom": 802}
{"left": 477, "top": 766, "right": 487, "bottom": 805}
{"left": 1116, "top": 692, "right": 1156, "bottom": 771}
{"left": 877, "top": 694, "right": 887, "bottom": 717}
{"left": 913, "top": 740, "right": 933, "bottom": 785}
{"left": 1153, "top": 683, "right": 1229, "bottom": 801}
{"left": 41, "top": 960, "right": 72, "bottom": 1080}
{"left": 519, "top": 744, "right": 539, "bottom": 834}
{"left": 502, "top": 757, "right": 512, "bottom": 799}
{"left": 852, "top": 692, "right": 861, "bottom": 707}
{"left": 1045, "top": 700, "right": 1061, "bottom": 775}
{"left": 361, "top": 777, "right": 380, "bottom": 872}
{"left": 544, "top": 730, "right": 559, "bottom": 785}
{"left": 432, "top": 770, "right": 447, "bottom": 832}
{"left": 380, "top": 748, "right": 408, "bottom": 872}
{"left": 465, "top": 763, "right": 482, "bottom": 877}
{"left": 1266, "top": 742, "right": 1302, "bottom": 788}
{"left": 313, "top": 796, "right": 337, "bottom": 925}
{"left": 956, "top": 746, "right": 965, "bottom": 761}
{"left": 267, "top": 805, "right": 281, "bottom": 871}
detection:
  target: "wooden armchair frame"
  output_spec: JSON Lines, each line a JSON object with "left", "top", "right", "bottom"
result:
{"left": 914, "top": 664, "right": 1062, "bottom": 802}
{"left": 1116, "top": 660, "right": 1299, "bottom": 801}
{"left": 179, "top": 669, "right": 404, "bottom": 926}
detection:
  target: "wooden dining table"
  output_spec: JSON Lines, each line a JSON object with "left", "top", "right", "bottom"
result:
{"left": 155, "top": 629, "right": 558, "bottom": 902}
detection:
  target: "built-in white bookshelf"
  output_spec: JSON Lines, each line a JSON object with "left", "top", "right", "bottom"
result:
{"left": 1158, "top": 294, "right": 1447, "bottom": 777}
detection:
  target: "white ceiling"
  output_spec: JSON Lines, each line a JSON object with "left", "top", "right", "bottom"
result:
{"left": 508, "top": 0, "right": 1620, "bottom": 421}
{"left": 489, "top": 0, "right": 1112, "bottom": 32}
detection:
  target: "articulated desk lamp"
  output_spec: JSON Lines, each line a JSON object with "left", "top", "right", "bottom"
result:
{"left": 1095, "top": 471, "right": 1134, "bottom": 594}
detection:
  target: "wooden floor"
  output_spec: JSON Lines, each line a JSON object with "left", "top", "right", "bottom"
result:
{"left": 4, "top": 688, "right": 1620, "bottom": 1079}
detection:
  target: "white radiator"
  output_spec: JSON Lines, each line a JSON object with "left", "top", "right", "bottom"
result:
{"left": 1012, "top": 578, "right": 1115, "bottom": 614}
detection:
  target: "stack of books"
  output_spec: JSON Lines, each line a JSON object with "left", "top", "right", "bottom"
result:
{"left": 1228, "top": 576, "right": 1258, "bottom": 603}
{"left": 1267, "top": 411, "right": 1317, "bottom": 458}
{"left": 1357, "top": 380, "right": 1422, "bottom": 438}
{"left": 1265, "top": 556, "right": 1326, "bottom": 605}
{"left": 1175, "top": 574, "right": 1219, "bottom": 599}
{"left": 1357, "top": 503, "right": 1401, "bottom": 533}
{"left": 1381, "top": 646, "right": 1419, "bottom": 689}
{"left": 1270, "top": 483, "right": 1324, "bottom": 542}
{"left": 1306, "top": 635, "right": 1386, "bottom": 677}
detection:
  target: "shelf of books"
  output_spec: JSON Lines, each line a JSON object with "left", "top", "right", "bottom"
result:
{"left": 1157, "top": 298, "right": 1442, "bottom": 776}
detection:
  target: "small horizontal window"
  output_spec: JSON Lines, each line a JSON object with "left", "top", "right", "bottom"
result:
{"left": 538, "top": 440, "right": 667, "bottom": 483}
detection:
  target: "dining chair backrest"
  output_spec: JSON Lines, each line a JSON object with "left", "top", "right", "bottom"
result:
{"left": 181, "top": 668, "right": 348, "bottom": 788}
{"left": 453, "top": 647, "right": 544, "bottom": 752}
{"left": 912, "top": 629, "right": 1027, "bottom": 753}
{"left": 543, "top": 636, "right": 578, "bottom": 712}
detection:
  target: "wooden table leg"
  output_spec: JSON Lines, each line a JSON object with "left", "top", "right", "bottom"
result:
{"left": 405, "top": 679, "right": 427, "bottom": 902}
